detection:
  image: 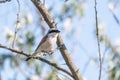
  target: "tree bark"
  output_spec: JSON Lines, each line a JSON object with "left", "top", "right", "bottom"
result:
{"left": 31, "top": 0, "right": 83, "bottom": 80}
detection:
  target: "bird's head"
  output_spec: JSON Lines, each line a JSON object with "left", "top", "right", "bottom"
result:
{"left": 47, "top": 28, "right": 60, "bottom": 37}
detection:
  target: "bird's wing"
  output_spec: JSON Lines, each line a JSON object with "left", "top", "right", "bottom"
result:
{"left": 35, "top": 35, "right": 48, "bottom": 52}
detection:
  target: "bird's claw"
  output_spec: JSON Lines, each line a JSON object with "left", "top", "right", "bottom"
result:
{"left": 48, "top": 51, "right": 54, "bottom": 55}
{"left": 43, "top": 53, "right": 46, "bottom": 56}
{"left": 41, "top": 50, "right": 54, "bottom": 56}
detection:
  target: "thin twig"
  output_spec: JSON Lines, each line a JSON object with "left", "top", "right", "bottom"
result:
{"left": 94, "top": 0, "right": 102, "bottom": 80}
{"left": 0, "top": 44, "right": 73, "bottom": 78}
{"left": 0, "top": 0, "right": 11, "bottom": 3}
{"left": 57, "top": 71, "right": 72, "bottom": 80}
{"left": 56, "top": 74, "right": 62, "bottom": 80}
{"left": 0, "top": 1, "right": 6, "bottom": 3}
{"left": 102, "top": 45, "right": 107, "bottom": 64}
{"left": 12, "top": 0, "right": 20, "bottom": 48}
{"left": 109, "top": 8, "right": 120, "bottom": 26}
{"left": 34, "top": 57, "right": 73, "bottom": 78}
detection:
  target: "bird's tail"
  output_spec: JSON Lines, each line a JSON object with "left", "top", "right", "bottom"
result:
{"left": 25, "top": 52, "right": 38, "bottom": 61}
{"left": 25, "top": 57, "right": 32, "bottom": 61}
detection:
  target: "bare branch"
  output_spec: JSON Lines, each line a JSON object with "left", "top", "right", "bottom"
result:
{"left": 94, "top": 0, "right": 102, "bottom": 80}
{"left": 57, "top": 71, "right": 72, "bottom": 80}
{"left": 0, "top": 0, "right": 11, "bottom": 3}
{"left": 0, "top": 44, "right": 73, "bottom": 78}
{"left": 34, "top": 57, "right": 73, "bottom": 78}
{"left": 109, "top": 8, "right": 120, "bottom": 26}
{"left": 0, "top": 44, "right": 29, "bottom": 56}
{"left": 12, "top": 0, "right": 20, "bottom": 48}
{"left": 31, "top": 0, "right": 83, "bottom": 80}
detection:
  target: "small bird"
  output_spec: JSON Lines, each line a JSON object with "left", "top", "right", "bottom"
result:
{"left": 26, "top": 28, "right": 60, "bottom": 61}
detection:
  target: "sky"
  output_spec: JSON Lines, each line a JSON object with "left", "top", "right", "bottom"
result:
{"left": 0, "top": 0, "right": 120, "bottom": 80}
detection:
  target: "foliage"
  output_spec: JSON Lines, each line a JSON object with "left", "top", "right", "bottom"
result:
{"left": 0, "top": 0, "right": 120, "bottom": 80}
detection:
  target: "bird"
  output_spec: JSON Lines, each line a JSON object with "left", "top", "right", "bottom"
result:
{"left": 26, "top": 28, "right": 60, "bottom": 61}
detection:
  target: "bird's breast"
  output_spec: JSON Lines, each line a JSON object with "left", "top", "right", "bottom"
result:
{"left": 39, "top": 37, "right": 57, "bottom": 51}
{"left": 47, "top": 37, "right": 57, "bottom": 46}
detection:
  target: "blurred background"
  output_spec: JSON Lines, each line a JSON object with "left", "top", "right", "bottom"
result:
{"left": 0, "top": 0, "right": 120, "bottom": 80}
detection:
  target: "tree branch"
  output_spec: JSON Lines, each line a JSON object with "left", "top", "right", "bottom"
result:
{"left": 0, "top": 44, "right": 29, "bottom": 57}
{"left": 109, "top": 8, "right": 120, "bottom": 27}
{"left": 0, "top": 0, "right": 11, "bottom": 3}
{"left": 94, "top": 0, "right": 102, "bottom": 80}
{"left": 0, "top": 44, "right": 73, "bottom": 78}
{"left": 31, "top": 0, "right": 83, "bottom": 80}
{"left": 12, "top": 0, "right": 20, "bottom": 48}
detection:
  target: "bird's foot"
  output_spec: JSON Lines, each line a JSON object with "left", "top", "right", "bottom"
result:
{"left": 41, "top": 50, "right": 47, "bottom": 56}
{"left": 43, "top": 53, "right": 47, "bottom": 56}
{"left": 48, "top": 50, "right": 54, "bottom": 55}
{"left": 41, "top": 50, "right": 54, "bottom": 56}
